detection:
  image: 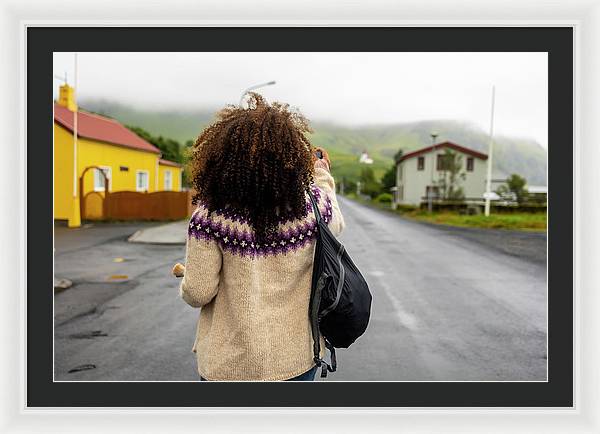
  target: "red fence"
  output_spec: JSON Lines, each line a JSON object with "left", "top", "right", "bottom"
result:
{"left": 83, "top": 190, "right": 194, "bottom": 221}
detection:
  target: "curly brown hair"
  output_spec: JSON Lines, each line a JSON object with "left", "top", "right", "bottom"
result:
{"left": 189, "top": 93, "right": 315, "bottom": 243}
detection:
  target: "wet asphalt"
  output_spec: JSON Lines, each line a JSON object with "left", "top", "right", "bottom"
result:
{"left": 54, "top": 197, "right": 547, "bottom": 381}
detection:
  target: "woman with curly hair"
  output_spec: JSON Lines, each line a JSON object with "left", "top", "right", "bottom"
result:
{"left": 174, "top": 93, "right": 344, "bottom": 381}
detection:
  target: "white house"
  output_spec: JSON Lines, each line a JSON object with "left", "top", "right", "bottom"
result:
{"left": 359, "top": 150, "right": 373, "bottom": 164}
{"left": 393, "top": 141, "right": 488, "bottom": 206}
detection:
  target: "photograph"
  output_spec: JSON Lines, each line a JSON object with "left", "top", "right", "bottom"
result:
{"left": 52, "top": 50, "right": 548, "bottom": 383}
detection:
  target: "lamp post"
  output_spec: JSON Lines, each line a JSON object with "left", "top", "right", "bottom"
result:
{"left": 239, "top": 81, "right": 277, "bottom": 107}
{"left": 427, "top": 131, "right": 439, "bottom": 213}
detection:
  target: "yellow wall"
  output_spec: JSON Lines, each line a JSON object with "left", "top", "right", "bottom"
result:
{"left": 77, "top": 134, "right": 159, "bottom": 195}
{"left": 158, "top": 164, "right": 183, "bottom": 192}
{"left": 54, "top": 123, "right": 76, "bottom": 220}
{"left": 54, "top": 123, "right": 163, "bottom": 220}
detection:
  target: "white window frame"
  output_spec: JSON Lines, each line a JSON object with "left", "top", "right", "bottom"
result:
{"left": 93, "top": 165, "right": 112, "bottom": 192}
{"left": 163, "top": 169, "right": 172, "bottom": 191}
{"left": 136, "top": 170, "right": 149, "bottom": 192}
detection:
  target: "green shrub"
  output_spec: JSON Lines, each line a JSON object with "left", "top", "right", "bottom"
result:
{"left": 373, "top": 193, "right": 393, "bottom": 204}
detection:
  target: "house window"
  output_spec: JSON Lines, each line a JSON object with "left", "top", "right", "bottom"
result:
{"left": 467, "top": 157, "right": 474, "bottom": 171}
{"left": 93, "top": 166, "right": 112, "bottom": 192}
{"left": 417, "top": 156, "right": 425, "bottom": 171}
{"left": 164, "top": 170, "right": 172, "bottom": 191}
{"left": 136, "top": 170, "right": 149, "bottom": 192}
{"left": 437, "top": 154, "right": 452, "bottom": 171}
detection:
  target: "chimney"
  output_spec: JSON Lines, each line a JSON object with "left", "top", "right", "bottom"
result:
{"left": 57, "top": 83, "right": 77, "bottom": 112}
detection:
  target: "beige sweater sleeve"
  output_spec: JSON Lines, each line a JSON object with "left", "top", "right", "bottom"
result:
{"left": 179, "top": 234, "right": 222, "bottom": 308}
{"left": 313, "top": 167, "right": 345, "bottom": 236}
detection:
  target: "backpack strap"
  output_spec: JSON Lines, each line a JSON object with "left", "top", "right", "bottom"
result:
{"left": 308, "top": 188, "right": 337, "bottom": 378}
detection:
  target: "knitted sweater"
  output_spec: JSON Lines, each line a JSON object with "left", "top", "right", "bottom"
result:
{"left": 179, "top": 167, "right": 345, "bottom": 381}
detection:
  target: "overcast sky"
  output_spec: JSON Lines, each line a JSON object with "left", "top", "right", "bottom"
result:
{"left": 53, "top": 52, "right": 548, "bottom": 148}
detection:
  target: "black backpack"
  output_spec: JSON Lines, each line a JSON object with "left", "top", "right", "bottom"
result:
{"left": 308, "top": 189, "right": 372, "bottom": 378}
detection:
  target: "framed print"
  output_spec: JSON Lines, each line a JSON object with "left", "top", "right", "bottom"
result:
{"left": 29, "top": 25, "right": 571, "bottom": 406}
{"left": 0, "top": 0, "right": 597, "bottom": 432}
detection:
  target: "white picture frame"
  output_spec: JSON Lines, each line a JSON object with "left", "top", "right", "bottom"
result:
{"left": 0, "top": 1, "right": 595, "bottom": 432}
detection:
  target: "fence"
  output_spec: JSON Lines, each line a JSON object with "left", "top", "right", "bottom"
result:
{"left": 83, "top": 190, "right": 194, "bottom": 221}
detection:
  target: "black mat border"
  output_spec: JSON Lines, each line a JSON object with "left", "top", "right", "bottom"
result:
{"left": 28, "top": 27, "right": 573, "bottom": 407}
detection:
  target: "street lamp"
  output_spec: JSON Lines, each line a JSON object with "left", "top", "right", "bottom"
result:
{"left": 239, "top": 81, "right": 277, "bottom": 107}
{"left": 427, "top": 131, "right": 439, "bottom": 213}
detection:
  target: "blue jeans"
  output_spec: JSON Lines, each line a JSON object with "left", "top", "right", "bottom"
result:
{"left": 287, "top": 365, "right": 317, "bottom": 381}
{"left": 200, "top": 365, "right": 317, "bottom": 381}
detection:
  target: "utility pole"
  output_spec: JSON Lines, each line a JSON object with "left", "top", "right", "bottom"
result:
{"left": 73, "top": 53, "right": 78, "bottom": 200}
{"left": 427, "top": 132, "right": 439, "bottom": 213}
{"left": 484, "top": 85, "right": 496, "bottom": 217}
{"left": 69, "top": 52, "right": 81, "bottom": 228}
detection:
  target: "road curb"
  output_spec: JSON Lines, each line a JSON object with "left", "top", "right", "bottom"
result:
{"left": 127, "top": 222, "right": 187, "bottom": 246}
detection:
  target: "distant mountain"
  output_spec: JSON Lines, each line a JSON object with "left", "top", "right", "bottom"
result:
{"left": 309, "top": 120, "right": 547, "bottom": 186}
{"left": 80, "top": 99, "right": 547, "bottom": 186}
{"left": 81, "top": 99, "right": 217, "bottom": 144}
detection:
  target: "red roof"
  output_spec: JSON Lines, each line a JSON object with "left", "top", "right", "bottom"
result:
{"left": 398, "top": 141, "right": 488, "bottom": 162}
{"left": 159, "top": 158, "right": 182, "bottom": 168}
{"left": 53, "top": 103, "right": 161, "bottom": 155}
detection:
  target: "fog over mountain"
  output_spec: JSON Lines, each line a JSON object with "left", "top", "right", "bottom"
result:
{"left": 80, "top": 99, "right": 547, "bottom": 186}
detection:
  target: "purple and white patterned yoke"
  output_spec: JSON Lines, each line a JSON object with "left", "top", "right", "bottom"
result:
{"left": 188, "top": 187, "right": 332, "bottom": 258}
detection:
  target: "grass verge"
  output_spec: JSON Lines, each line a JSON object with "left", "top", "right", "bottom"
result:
{"left": 400, "top": 209, "right": 547, "bottom": 231}
{"left": 343, "top": 194, "right": 547, "bottom": 232}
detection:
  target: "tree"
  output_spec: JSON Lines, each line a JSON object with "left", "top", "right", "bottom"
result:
{"left": 126, "top": 125, "right": 183, "bottom": 163}
{"left": 381, "top": 149, "right": 403, "bottom": 191}
{"left": 496, "top": 174, "right": 529, "bottom": 205}
{"left": 435, "top": 149, "right": 465, "bottom": 201}
{"left": 359, "top": 166, "right": 382, "bottom": 198}
{"left": 393, "top": 149, "right": 404, "bottom": 164}
{"left": 381, "top": 163, "right": 396, "bottom": 191}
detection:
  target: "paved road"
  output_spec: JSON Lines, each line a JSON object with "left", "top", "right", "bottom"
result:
{"left": 332, "top": 198, "right": 546, "bottom": 381}
{"left": 54, "top": 198, "right": 547, "bottom": 381}
{"left": 54, "top": 221, "right": 196, "bottom": 381}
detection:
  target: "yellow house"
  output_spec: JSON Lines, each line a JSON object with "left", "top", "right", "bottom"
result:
{"left": 54, "top": 84, "right": 183, "bottom": 227}
{"left": 158, "top": 159, "right": 183, "bottom": 192}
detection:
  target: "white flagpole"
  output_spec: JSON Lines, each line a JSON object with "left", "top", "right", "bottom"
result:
{"left": 484, "top": 85, "right": 496, "bottom": 217}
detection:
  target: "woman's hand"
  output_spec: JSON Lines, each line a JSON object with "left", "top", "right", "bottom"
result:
{"left": 313, "top": 147, "right": 331, "bottom": 171}
{"left": 172, "top": 262, "right": 185, "bottom": 278}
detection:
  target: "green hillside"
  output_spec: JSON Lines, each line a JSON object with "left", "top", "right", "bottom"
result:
{"left": 80, "top": 99, "right": 548, "bottom": 186}
{"left": 82, "top": 99, "right": 216, "bottom": 143}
